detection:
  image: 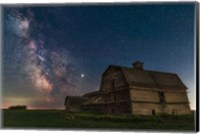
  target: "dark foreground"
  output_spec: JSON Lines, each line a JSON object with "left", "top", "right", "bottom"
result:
{"left": 2, "top": 110, "right": 195, "bottom": 131}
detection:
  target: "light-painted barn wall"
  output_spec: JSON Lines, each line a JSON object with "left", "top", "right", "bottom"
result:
{"left": 164, "top": 104, "right": 191, "bottom": 115}
{"left": 165, "top": 92, "right": 189, "bottom": 103}
{"left": 131, "top": 103, "right": 161, "bottom": 115}
{"left": 131, "top": 103, "right": 191, "bottom": 115}
{"left": 130, "top": 89, "right": 159, "bottom": 102}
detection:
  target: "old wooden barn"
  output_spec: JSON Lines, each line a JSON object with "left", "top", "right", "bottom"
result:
{"left": 81, "top": 61, "right": 191, "bottom": 115}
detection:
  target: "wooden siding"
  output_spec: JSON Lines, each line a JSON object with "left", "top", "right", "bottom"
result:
{"left": 130, "top": 86, "right": 187, "bottom": 92}
{"left": 83, "top": 102, "right": 132, "bottom": 114}
{"left": 100, "top": 89, "right": 130, "bottom": 103}
{"left": 165, "top": 92, "right": 190, "bottom": 103}
{"left": 131, "top": 103, "right": 159, "bottom": 115}
{"left": 129, "top": 87, "right": 191, "bottom": 115}
{"left": 130, "top": 89, "right": 159, "bottom": 102}
{"left": 131, "top": 103, "right": 191, "bottom": 115}
{"left": 100, "top": 67, "right": 128, "bottom": 91}
{"left": 101, "top": 102, "right": 131, "bottom": 114}
{"left": 130, "top": 88, "right": 189, "bottom": 103}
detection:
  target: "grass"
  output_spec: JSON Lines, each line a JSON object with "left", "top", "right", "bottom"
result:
{"left": 2, "top": 109, "right": 195, "bottom": 131}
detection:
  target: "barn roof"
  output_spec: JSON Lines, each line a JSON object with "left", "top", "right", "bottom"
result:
{"left": 64, "top": 96, "right": 88, "bottom": 105}
{"left": 107, "top": 65, "right": 187, "bottom": 89}
{"left": 83, "top": 91, "right": 100, "bottom": 97}
{"left": 82, "top": 96, "right": 103, "bottom": 105}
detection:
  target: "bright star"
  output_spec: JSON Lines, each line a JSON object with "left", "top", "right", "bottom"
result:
{"left": 81, "top": 74, "right": 84, "bottom": 78}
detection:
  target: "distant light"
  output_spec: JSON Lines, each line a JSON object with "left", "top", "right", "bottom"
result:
{"left": 81, "top": 74, "right": 84, "bottom": 78}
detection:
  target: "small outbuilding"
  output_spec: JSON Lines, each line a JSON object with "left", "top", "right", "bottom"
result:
{"left": 64, "top": 96, "right": 88, "bottom": 112}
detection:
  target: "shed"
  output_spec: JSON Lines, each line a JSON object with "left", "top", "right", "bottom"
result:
{"left": 64, "top": 96, "right": 88, "bottom": 112}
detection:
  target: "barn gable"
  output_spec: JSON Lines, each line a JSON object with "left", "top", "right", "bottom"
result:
{"left": 100, "top": 65, "right": 128, "bottom": 91}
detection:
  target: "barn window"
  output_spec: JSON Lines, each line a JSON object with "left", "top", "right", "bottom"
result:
{"left": 112, "top": 79, "right": 115, "bottom": 90}
{"left": 114, "top": 95, "right": 117, "bottom": 101}
{"left": 158, "top": 91, "right": 166, "bottom": 104}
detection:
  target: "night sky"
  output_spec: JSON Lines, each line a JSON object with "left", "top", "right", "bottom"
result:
{"left": 2, "top": 3, "right": 196, "bottom": 109}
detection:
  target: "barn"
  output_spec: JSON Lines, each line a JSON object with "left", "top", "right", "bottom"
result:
{"left": 82, "top": 61, "right": 191, "bottom": 115}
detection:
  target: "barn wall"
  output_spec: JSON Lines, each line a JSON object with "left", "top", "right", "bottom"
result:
{"left": 130, "top": 89, "right": 159, "bottom": 102}
{"left": 83, "top": 102, "right": 132, "bottom": 114}
{"left": 131, "top": 103, "right": 160, "bottom": 115}
{"left": 97, "top": 67, "right": 132, "bottom": 114}
{"left": 164, "top": 104, "right": 191, "bottom": 115}
{"left": 101, "top": 90, "right": 130, "bottom": 103}
{"left": 165, "top": 91, "right": 189, "bottom": 103}
{"left": 101, "top": 102, "right": 132, "bottom": 114}
{"left": 131, "top": 103, "right": 191, "bottom": 115}
{"left": 115, "top": 90, "right": 130, "bottom": 102}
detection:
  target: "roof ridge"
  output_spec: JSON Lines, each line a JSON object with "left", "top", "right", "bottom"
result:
{"left": 110, "top": 64, "right": 178, "bottom": 75}
{"left": 146, "top": 70, "right": 178, "bottom": 75}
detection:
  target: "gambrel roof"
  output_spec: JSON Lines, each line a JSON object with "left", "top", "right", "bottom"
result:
{"left": 103, "top": 65, "right": 187, "bottom": 89}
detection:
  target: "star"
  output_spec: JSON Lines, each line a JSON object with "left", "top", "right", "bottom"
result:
{"left": 81, "top": 74, "right": 85, "bottom": 78}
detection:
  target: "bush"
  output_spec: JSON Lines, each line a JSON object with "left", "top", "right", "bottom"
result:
{"left": 8, "top": 105, "right": 27, "bottom": 110}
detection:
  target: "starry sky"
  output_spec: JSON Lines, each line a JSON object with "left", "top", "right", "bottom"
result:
{"left": 2, "top": 3, "right": 196, "bottom": 110}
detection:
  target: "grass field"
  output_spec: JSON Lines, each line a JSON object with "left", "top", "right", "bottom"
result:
{"left": 2, "top": 109, "right": 195, "bottom": 131}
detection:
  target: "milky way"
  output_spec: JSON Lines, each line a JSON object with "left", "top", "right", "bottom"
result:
{"left": 3, "top": 8, "right": 84, "bottom": 108}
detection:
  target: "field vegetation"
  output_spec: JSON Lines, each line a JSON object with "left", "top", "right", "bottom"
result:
{"left": 2, "top": 109, "right": 195, "bottom": 131}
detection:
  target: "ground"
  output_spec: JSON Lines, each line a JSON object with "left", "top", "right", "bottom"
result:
{"left": 2, "top": 109, "right": 195, "bottom": 131}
